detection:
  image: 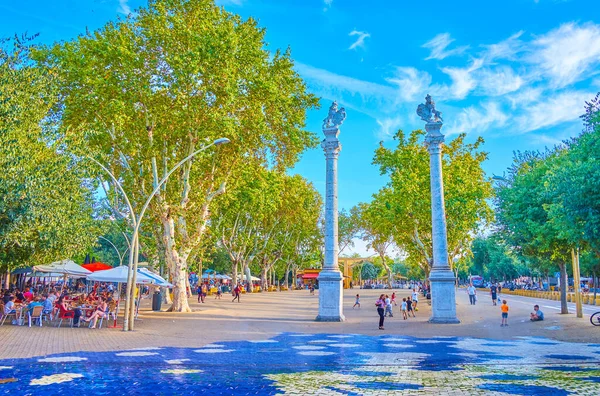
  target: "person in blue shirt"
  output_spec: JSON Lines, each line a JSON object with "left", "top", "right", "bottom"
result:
{"left": 530, "top": 305, "right": 544, "bottom": 321}
{"left": 41, "top": 294, "right": 53, "bottom": 314}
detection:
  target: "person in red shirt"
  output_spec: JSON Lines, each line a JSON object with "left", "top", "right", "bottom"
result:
{"left": 23, "top": 288, "right": 33, "bottom": 302}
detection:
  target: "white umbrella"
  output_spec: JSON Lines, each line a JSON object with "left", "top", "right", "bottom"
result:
{"left": 137, "top": 268, "right": 173, "bottom": 288}
{"left": 34, "top": 259, "right": 92, "bottom": 277}
{"left": 87, "top": 266, "right": 153, "bottom": 284}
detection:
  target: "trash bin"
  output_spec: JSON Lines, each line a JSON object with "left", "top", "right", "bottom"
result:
{"left": 152, "top": 290, "right": 162, "bottom": 311}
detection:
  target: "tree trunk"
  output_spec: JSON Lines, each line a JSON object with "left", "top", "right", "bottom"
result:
{"left": 559, "top": 262, "right": 569, "bottom": 314}
{"left": 284, "top": 262, "right": 291, "bottom": 289}
{"left": 593, "top": 272, "right": 597, "bottom": 301}
{"left": 261, "top": 267, "right": 269, "bottom": 290}
{"left": 167, "top": 250, "right": 191, "bottom": 312}
{"left": 232, "top": 261, "right": 238, "bottom": 290}
{"left": 162, "top": 215, "right": 191, "bottom": 313}
{"left": 3, "top": 271, "right": 9, "bottom": 290}
{"left": 244, "top": 263, "right": 252, "bottom": 293}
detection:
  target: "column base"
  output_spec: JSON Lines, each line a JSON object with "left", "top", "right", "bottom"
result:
{"left": 316, "top": 270, "right": 345, "bottom": 322}
{"left": 428, "top": 269, "right": 460, "bottom": 324}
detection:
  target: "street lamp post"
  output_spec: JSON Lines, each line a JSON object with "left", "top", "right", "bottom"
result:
{"left": 91, "top": 138, "right": 230, "bottom": 331}
{"left": 125, "top": 137, "right": 230, "bottom": 330}
{"left": 98, "top": 236, "right": 129, "bottom": 267}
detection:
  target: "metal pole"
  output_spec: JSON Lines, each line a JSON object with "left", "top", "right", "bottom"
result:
{"left": 88, "top": 157, "right": 137, "bottom": 332}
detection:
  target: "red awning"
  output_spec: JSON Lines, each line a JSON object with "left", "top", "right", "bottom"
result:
{"left": 301, "top": 273, "right": 319, "bottom": 280}
{"left": 82, "top": 262, "right": 113, "bottom": 272}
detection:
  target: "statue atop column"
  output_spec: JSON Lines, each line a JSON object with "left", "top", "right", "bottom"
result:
{"left": 322, "top": 101, "right": 347, "bottom": 129}
{"left": 417, "top": 94, "right": 443, "bottom": 124}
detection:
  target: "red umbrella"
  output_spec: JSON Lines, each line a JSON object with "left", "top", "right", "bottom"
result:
{"left": 81, "top": 262, "right": 113, "bottom": 272}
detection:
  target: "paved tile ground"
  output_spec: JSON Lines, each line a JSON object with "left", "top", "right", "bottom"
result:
{"left": 1, "top": 288, "right": 599, "bottom": 394}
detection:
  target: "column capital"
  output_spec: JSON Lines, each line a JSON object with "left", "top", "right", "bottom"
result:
{"left": 321, "top": 138, "right": 342, "bottom": 158}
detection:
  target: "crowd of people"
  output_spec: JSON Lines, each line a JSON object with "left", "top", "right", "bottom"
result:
{"left": 1, "top": 282, "right": 119, "bottom": 328}
{"left": 370, "top": 288, "right": 422, "bottom": 330}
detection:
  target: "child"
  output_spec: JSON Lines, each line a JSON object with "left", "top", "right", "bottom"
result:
{"left": 501, "top": 300, "right": 509, "bottom": 326}
{"left": 385, "top": 295, "right": 393, "bottom": 317}
{"left": 391, "top": 292, "right": 397, "bottom": 306}
{"left": 406, "top": 296, "right": 416, "bottom": 317}
{"left": 353, "top": 294, "right": 360, "bottom": 309}
{"left": 401, "top": 298, "right": 408, "bottom": 320}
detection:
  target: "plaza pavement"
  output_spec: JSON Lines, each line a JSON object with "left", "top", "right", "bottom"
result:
{"left": 1, "top": 287, "right": 598, "bottom": 360}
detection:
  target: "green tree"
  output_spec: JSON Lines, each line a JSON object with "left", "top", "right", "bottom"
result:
{"left": 372, "top": 130, "right": 493, "bottom": 279}
{"left": 496, "top": 150, "right": 572, "bottom": 313}
{"left": 0, "top": 36, "right": 98, "bottom": 283}
{"left": 360, "top": 262, "right": 379, "bottom": 280}
{"left": 355, "top": 201, "right": 396, "bottom": 287}
{"left": 338, "top": 208, "right": 361, "bottom": 256}
{"left": 38, "top": 0, "right": 318, "bottom": 311}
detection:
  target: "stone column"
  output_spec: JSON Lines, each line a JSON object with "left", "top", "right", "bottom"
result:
{"left": 424, "top": 121, "right": 459, "bottom": 323}
{"left": 316, "top": 112, "right": 345, "bottom": 322}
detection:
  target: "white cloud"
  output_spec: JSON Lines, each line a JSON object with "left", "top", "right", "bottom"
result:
{"left": 516, "top": 90, "right": 593, "bottom": 132}
{"left": 295, "top": 62, "right": 395, "bottom": 106}
{"left": 481, "top": 31, "right": 524, "bottom": 62}
{"left": 386, "top": 67, "right": 432, "bottom": 103}
{"left": 423, "top": 33, "right": 470, "bottom": 60}
{"left": 324, "top": 0, "right": 333, "bottom": 11}
{"left": 376, "top": 117, "right": 403, "bottom": 140}
{"left": 447, "top": 102, "right": 508, "bottom": 135}
{"left": 505, "top": 87, "right": 544, "bottom": 109}
{"left": 439, "top": 58, "right": 484, "bottom": 99}
{"left": 477, "top": 66, "right": 525, "bottom": 96}
{"left": 348, "top": 30, "right": 371, "bottom": 50}
{"left": 528, "top": 22, "right": 600, "bottom": 88}
{"left": 117, "top": 0, "right": 131, "bottom": 15}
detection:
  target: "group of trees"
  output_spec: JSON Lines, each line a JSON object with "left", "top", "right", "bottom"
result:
{"left": 492, "top": 94, "right": 600, "bottom": 311}
{"left": 1, "top": 0, "right": 324, "bottom": 311}
{"left": 346, "top": 130, "right": 494, "bottom": 287}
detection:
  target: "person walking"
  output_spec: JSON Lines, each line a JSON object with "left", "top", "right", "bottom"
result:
{"left": 490, "top": 283, "right": 498, "bottom": 306}
{"left": 384, "top": 295, "right": 393, "bottom": 317}
{"left": 215, "top": 284, "right": 222, "bottom": 300}
{"left": 467, "top": 284, "right": 477, "bottom": 305}
{"left": 376, "top": 294, "right": 386, "bottom": 330}
{"left": 411, "top": 288, "right": 419, "bottom": 311}
{"left": 391, "top": 292, "right": 397, "bottom": 306}
{"left": 401, "top": 298, "right": 408, "bottom": 320}
{"left": 406, "top": 296, "right": 416, "bottom": 317}
{"left": 353, "top": 294, "right": 360, "bottom": 309}
{"left": 232, "top": 284, "right": 241, "bottom": 303}
{"left": 200, "top": 283, "right": 207, "bottom": 303}
{"left": 196, "top": 283, "right": 202, "bottom": 303}
{"left": 500, "top": 299, "right": 509, "bottom": 327}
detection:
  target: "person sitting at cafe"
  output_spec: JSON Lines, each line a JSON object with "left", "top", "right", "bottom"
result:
{"left": 530, "top": 305, "right": 544, "bottom": 321}
{"left": 4, "top": 296, "right": 16, "bottom": 315}
{"left": 23, "top": 287, "right": 33, "bottom": 302}
{"left": 84, "top": 297, "right": 108, "bottom": 329}
{"left": 2, "top": 291, "right": 11, "bottom": 304}
{"left": 41, "top": 294, "right": 53, "bottom": 315}
{"left": 57, "top": 296, "right": 83, "bottom": 327}
{"left": 47, "top": 291, "right": 57, "bottom": 306}
{"left": 27, "top": 297, "right": 43, "bottom": 314}
{"left": 15, "top": 289, "right": 24, "bottom": 303}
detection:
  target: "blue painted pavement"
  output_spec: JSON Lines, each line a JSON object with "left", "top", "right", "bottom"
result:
{"left": 1, "top": 333, "right": 599, "bottom": 395}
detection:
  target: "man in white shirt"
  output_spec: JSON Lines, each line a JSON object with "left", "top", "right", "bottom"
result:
{"left": 411, "top": 289, "right": 419, "bottom": 311}
{"left": 4, "top": 296, "right": 16, "bottom": 314}
{"left": 467, "top": 284, "right": 477, "bottom": 305}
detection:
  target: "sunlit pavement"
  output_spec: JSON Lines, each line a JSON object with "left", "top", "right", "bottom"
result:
{"left": 1, "top": 332, "right": 599, "bottom": 394}
{"left": 1, "top": 289, "right": 599, "bottom": 394}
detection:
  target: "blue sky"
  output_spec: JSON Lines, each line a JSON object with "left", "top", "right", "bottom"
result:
{"left": 2, "top": 0, "right": 599, "bottom": 256}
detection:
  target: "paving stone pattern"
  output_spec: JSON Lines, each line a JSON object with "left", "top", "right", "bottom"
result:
{"left": 1, "top": 333, "right": 599, "bottom": 395}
